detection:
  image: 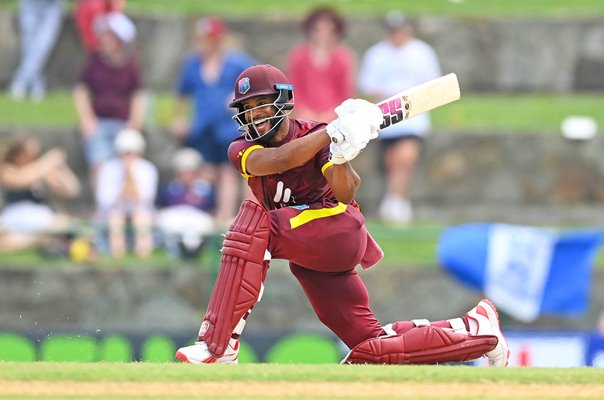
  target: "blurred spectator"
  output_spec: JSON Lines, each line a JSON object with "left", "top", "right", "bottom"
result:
{"left": 156, "top": 148, "right": 216, "bottom": 259}
{"left": 171, "top": 16, "right": 255, "bottom": 227}
{"left": 73, "top": 11, "right": 145, "bottom": 179}
{"left": 358, "top": 11, "right": 441, "bottom": 224}
{"left": 0, "top": 135, "right": 80, "bottom": 251}
{"left": 286, "top": 6, "right": 355, "bottom": 122}
{"left": 8, "top": 0, "right": 66, "bottom": 101}
{"left": 74, "top": 0, "right": 126, "bottom": 52}
{"left": 95, "top": 129, "right": 157, "bottom": 258}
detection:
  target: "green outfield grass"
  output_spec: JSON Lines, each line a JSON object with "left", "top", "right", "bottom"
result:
{"left": 0, "top": 362, "right": 603, "bottom": 400}
{"left": 3, "top": 0, "right": 604, "bottom": 18}
{"left": 0, "top": 361, "right": 601, "bottom": 383}
{"left": 2, "top": 92, "right": 604, "bottom": 135}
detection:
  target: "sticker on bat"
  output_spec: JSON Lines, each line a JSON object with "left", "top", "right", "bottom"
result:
{"left": 378, "top": 96, "right": 411, "bottom": 129}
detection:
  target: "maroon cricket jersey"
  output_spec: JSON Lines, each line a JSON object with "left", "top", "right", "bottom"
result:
{"left": 228, "top": 119, "right": 335, "bottom": 210}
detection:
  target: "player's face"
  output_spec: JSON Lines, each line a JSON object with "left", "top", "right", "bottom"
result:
{"left": 241, "top": 95, "right": 278, "bottom": 136}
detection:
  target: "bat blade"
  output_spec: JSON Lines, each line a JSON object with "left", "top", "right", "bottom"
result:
{"left": 376, "top": 73, "right": 460, "bottom": 130}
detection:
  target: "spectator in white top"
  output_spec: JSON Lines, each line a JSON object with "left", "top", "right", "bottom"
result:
{"left": 358, "top": 11, "right": 441, "bottom": 224}
{"left": 95, "top": 128, "right": 158, "bottom": 258}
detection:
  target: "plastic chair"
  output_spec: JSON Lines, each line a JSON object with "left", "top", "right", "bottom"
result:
{"left": 237, "top": 340, "right": 258, "bottom": 364}
{"left": 98, "top": 334, "right": 133, "bottom": 362}
{"left": 0, "top": 333, "right": 36, "bottom": 361}
{"left": 40, "top": 334, "right": 96, "bottom": 362}
{"left": 265, "top": 334, "right": 341, "bottom": 364}
{"left": 140, "top": 335, "right": 175, "bottom": 362}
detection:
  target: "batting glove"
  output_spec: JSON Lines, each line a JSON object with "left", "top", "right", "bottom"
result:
{"left": 329, "top": 99, "right": 384, "bottom": 143}
{"left": 329, "top": 141, "right": 362, "bottom": 165}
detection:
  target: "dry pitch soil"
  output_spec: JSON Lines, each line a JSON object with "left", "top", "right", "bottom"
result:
{"left": 1, "top": 381, "right": 604, "bottom": 398}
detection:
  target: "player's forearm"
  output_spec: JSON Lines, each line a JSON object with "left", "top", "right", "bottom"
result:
{"left": 327, "top": 163, "right": 361, "bottom": 204}
{"left": 246, "top": 129, "right": 331, "bottom": 176}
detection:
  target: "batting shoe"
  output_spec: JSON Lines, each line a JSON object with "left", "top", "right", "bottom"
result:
{"left": 175, "top": 338, "right": 239, "bottom": 364}
{"left": 465, "top": 299, "right": 510, "bottom": 367}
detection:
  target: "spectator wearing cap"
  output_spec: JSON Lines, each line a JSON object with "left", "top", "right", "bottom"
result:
{"left": 171, "top": 16, "right": 256, "bottom": 227}
{"left": 358, "top": 11, "right": 441, "bottom": 225}
{"left": 74, "top": 0, "right": 125, "bottom": 52}
{"left": 73, "top": 11, "right": 145, "bottom": 182}
{"left": 156, "top": 148, "right": 216, "bottom": 259}
{"left": 286, "top": 6, "right": 355, "bottom": 123}
{"left": 95, "top": 128, "right": 158, "bottom": 258}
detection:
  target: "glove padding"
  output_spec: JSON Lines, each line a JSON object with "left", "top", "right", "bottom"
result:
{"left": 334, "top": 98, "right": 383, "bottom": 140}
{"left": 330, "top": 141, "right": 362, "bottom": 165}
{"left": 327, "top": 112, "right": 372, "bottom": 150}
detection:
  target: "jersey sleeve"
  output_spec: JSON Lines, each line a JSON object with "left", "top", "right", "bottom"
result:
{"left": 228, "top": 139, "right": 264, "bottom": 179}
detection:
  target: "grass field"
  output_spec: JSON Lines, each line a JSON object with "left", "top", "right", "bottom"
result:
{"left": 0, "top": 362, "right": 603, "bottom": 399}
{"left": 1, "top": 221, "right": 604, "bottom": 269}
{"left": 3, "top": 0, "right": 604, "bottom": 18}
{"left": 3, "top": 91, "right": 604, "bottom": 135}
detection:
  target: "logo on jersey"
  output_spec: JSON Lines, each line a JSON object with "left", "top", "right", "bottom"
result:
{"left": 273, "top": 181, "right": 292, "bottom": 204}
{"left": 238, "top": 77, "right": 250, "bottom": 94}
{"left": 291, "top": 204, "right": 309, "bottom": 210}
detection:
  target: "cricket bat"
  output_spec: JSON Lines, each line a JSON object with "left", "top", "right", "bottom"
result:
{"left": 331, "top": 73, "right": 460, "bottom": 143}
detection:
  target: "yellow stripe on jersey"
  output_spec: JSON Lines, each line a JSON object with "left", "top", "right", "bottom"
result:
{"left": 289, "top": 202, "right": 347, "bottom": 229}
{"left": 321, "top": 161, "right": 333, "bottom": 175}
{"left": 240, "top": 145, "right": 264, "bottom": 180}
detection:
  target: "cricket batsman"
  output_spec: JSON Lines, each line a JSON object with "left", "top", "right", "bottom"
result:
{"left": 176, "top": 64, "right": 509, "bottom": 366}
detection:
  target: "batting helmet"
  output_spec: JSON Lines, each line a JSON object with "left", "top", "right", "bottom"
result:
{"left": 230, "top": 64, "right": 294, "bottom": 141}
{"left": 229, "top": 64, "right": 294, "bottom": 111}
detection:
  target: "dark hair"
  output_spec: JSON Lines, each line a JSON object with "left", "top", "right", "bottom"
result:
{"left": 302, "top": 7, "right": 346, "bottom": 39}
{"left": 3, "top": 136, "right": 33, "bottom": 164}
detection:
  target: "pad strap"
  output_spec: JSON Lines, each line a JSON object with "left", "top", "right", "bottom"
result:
{"left": 447, "top": 317, "right": 468, "bottom": 334}
{"left": 382, "top": 323, "right": 397, "bottom": 336}
{"left": 342, "top": 325, "right": 497, "bottom": 365}
{"left": 198, "top": 200, "right": 270, "bottom": 357}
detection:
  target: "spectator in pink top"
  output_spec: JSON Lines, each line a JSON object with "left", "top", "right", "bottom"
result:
{"left": 286, "top": 7, "right": 355, "bottom": 123}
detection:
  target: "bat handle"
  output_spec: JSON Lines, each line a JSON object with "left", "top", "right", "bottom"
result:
{"left": 330, "top": 131, "right": 344, "bottom": 144}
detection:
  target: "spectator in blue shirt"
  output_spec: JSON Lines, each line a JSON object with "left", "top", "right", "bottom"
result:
{"left": 171, "top": 17, "right": 256, "bottom": 227}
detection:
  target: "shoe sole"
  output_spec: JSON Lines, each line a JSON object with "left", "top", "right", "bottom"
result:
{"left": 175, "top": 350, "right": 237, "bottom": 364}
{"left": 175, "top": 351, "right": 194, "bottom": 363}
{"left": 478, "top": 299, "right": 510, "bottom": 367}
